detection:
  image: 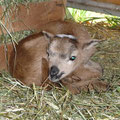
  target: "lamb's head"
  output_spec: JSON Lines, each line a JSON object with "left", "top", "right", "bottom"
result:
{"left": 43, "top": 31, "right": 99, "bottom": 82}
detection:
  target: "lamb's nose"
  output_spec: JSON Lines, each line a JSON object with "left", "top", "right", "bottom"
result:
{"left": 50, "top": 66, "right": 59, "bottom": 77}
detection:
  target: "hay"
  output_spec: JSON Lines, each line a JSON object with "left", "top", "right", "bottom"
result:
{"left": 0, "top": 22, "right": 120, "bottom": 119}
{"left": 0, "top": 1, "right": 120, "bottom": 119}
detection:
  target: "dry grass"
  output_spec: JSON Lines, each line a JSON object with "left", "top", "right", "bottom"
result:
{"left": 0, "top": 23, "right": 120, "bottom": 120}
{"left": 0, "top": 1, "right": 120, "bottom": 120}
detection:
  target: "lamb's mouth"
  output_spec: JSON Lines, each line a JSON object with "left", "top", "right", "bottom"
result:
{"left": 49, "top": 72, "right": 64, "bottom": 82}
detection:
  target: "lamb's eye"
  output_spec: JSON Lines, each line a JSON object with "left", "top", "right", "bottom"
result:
{"left": 70, "top": 56, "right": 76, "bottom": 61}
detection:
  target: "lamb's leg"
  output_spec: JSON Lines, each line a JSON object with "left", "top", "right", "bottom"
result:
{"left": 62, "top": 60, "right": 108, "bottom": 94}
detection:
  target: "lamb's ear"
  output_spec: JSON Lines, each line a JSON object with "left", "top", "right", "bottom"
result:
{"left": 42, "top": 31, "right": 54, "bottom": 42}
{"left": 82, "top": 39, "right": 100, "bottom": 50}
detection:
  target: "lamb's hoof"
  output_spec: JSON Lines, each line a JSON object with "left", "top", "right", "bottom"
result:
{"left": 91, "top": 80, "right": 110, "bottom": 92}
{"left": 66, "top": 80, "right": 109, "bottom": 94}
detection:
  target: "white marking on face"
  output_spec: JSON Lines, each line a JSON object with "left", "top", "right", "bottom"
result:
{"left": 55, "top": 34, "right": 76, "bottom": 40}
{"left": 68, "top": 61, "right": 73, "bottom": 65}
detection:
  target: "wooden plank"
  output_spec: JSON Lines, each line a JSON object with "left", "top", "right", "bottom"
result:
{"left": 93, "top": 0, "right": 120, "bottom": 5}
{"left": 0, "top": 0, "right": 66, "bottom": 35}
{"left": 67, "top": 0, "right": 120, "bottom": 16}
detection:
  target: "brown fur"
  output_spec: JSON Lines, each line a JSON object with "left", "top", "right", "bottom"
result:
{"left": 62, "top": 60, "right": 108, "bottom": 94}
{"left": 0, "top": 20, "right": 108, "bottom": 94}
{"left": 9, "top": 33, "right": 49, "bottom": 86}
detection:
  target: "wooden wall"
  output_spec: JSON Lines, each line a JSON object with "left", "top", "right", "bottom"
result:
{"left": 0, "top": 0, "right": 66, "bottom": 35}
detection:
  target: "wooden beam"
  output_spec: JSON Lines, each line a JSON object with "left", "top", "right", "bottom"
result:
{"left": 67, "top": 0, "right": 120, "bottom": 16}
{"left": 93, "top": 0, "right": 120, "bottom": 5}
